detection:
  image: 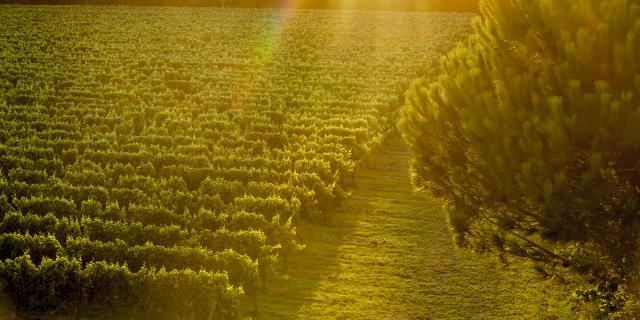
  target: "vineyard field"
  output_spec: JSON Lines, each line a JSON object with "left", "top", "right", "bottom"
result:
{"left": 0, "top": 6, "right": 471, "bottom": 318}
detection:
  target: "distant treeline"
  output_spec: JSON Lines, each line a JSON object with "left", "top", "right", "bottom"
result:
{"left": 0, "top": 0, "right": 479, "bottom": 11}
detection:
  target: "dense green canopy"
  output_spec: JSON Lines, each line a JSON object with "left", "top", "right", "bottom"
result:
{"left": 400, "top": 0, "right": 640, "bottom": 316}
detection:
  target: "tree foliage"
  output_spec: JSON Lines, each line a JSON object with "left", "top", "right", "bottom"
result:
{"left": 399, "top": 0, "right": 640, "bottom": 315}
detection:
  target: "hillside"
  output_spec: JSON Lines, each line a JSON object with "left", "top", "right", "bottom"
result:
{"left": 0, "top": 6, "right": 473, "bottom": 317}
{"left": 0, "top": 5, "right": 572, "bottom": 319}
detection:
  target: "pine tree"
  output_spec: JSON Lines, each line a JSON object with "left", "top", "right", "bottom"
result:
{"left": 399, "top": 0, "right": 640, "bottom": 315}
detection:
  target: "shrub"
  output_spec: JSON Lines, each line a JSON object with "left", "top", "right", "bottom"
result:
{"left": 399, "top": 0, "right": 640, "bottom": 315}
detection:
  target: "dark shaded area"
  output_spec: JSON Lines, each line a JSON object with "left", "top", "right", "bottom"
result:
{"left": 0, "top": 0, "right": 478, "bottom": 12}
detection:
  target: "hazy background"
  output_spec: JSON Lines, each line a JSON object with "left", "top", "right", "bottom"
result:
{"left": 0, "top": 0, "right": 479, "bottom": 11}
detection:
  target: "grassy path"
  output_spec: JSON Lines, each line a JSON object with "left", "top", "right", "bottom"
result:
{"left": 252, "top": 135, "right": 571, "bottom": 319}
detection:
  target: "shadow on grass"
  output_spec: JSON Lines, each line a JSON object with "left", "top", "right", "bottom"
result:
{"left": 244, "top": 135, "right": 407, "bottom": 320}
{"left": 242, "top": 188, "right": 365, "bottom": 319}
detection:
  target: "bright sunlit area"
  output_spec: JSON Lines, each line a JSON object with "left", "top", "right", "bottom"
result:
{"left": 0, "top": 0, "right": 638, "bottom": 319}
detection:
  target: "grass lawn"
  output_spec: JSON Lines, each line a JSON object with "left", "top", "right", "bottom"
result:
{"left": 248, "top": 134, "right": 575, "bottom": 319}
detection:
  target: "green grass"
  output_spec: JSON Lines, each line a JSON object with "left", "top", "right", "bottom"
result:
{"left": 247, "top": 135, "right": 575, "bottom": 319}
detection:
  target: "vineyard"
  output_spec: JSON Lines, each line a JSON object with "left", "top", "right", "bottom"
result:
{"left": 0, "top": 6, "right": 470, "bottom": 318}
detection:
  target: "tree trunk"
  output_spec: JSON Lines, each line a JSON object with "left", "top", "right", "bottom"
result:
{"left": 207, "top": 295, "right": 221, "bottom": 320}
{"left": 252, "top": 292, "right": 258, "bottom": 315}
